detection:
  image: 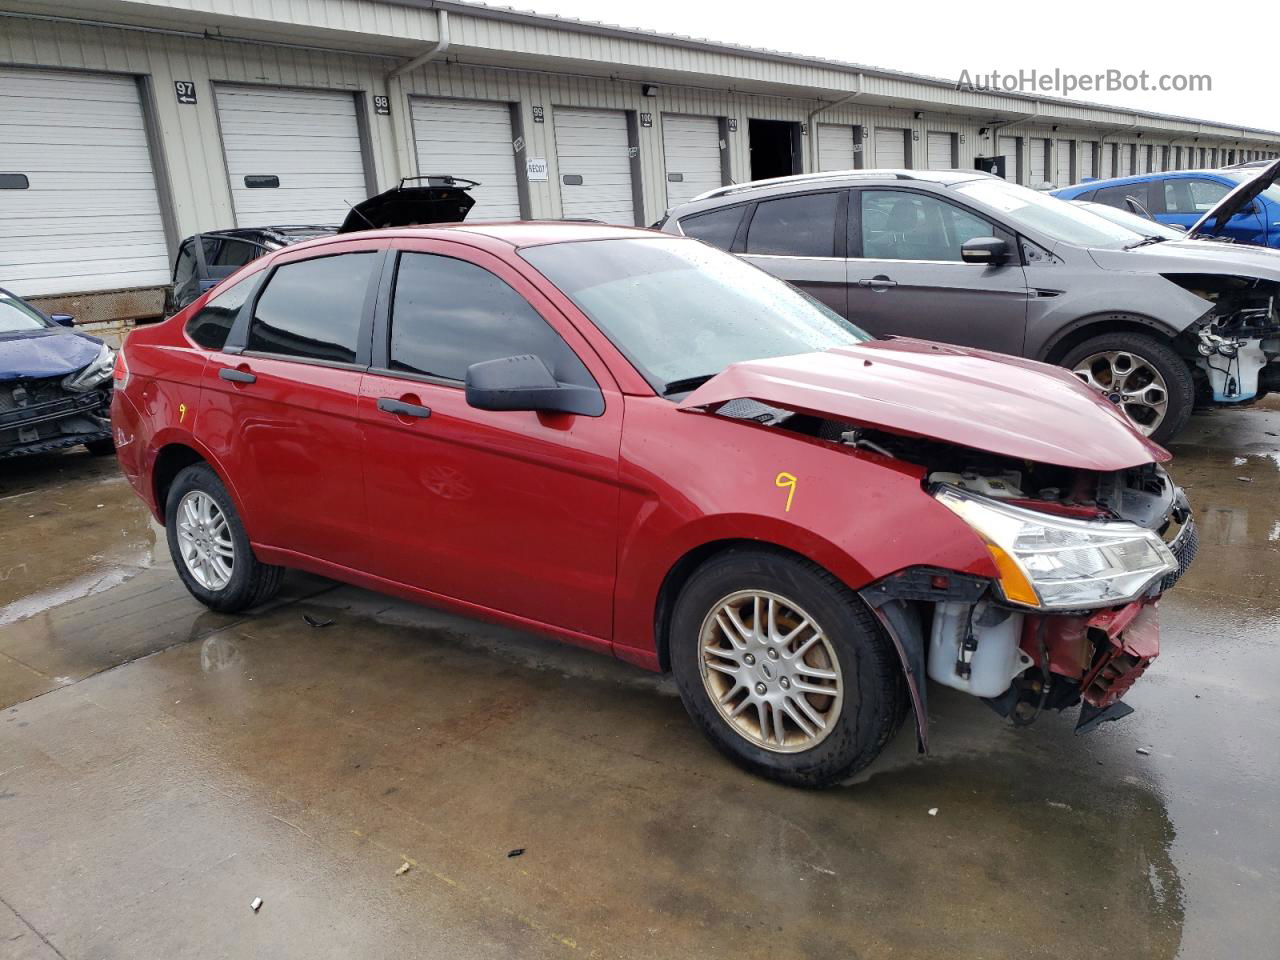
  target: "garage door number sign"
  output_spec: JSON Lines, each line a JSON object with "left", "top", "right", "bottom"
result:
{"left": 174, "top": 81, "right": 197, "bottom": 105}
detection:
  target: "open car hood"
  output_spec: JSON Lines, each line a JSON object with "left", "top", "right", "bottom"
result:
{"left": 1187, "top": 157, "right": 1280, "bottom": 239}
{"left": 678, "top": 339, "right": 1170, "bottom": 471}
{"left": 338, "top": 176, "right": 477, "bottom": 233}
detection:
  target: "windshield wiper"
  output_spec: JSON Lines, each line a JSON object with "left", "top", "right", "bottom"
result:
{"left": 661, "top": 373, "right": 717, "bottom": 396}
{"left": 1124, "top": 235, "right": 1170, "bottom": 250}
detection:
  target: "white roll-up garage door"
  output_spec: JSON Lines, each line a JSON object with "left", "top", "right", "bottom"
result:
{"left": 1029, "top": 139, "right": 1048, "bottom": 186}
{"left": 1055, "top": 140, "right": 1073, "bottom": 187}
{"left": 411, "top": 97, "right": 520, "bottom": 221}
{"left": 818, "top": 124, "right": 856, "bottom": 172}
{"left": 662, "top": 114, "right": 722, "bottom": 208}
{"left": 998, "top": 136, "right": 1018, "bottom": 182}
{"left": 1101, "top": 143, "right": 1116, "bottom": 177}
{"left": 1118, "top": 144, "right": 1134, "bottom": 177}
{"left": 215, "top": 85, "right": 368, "bottom": 227}
{"left": 926, "top": 132, "right": 953, "bottom": 170}
{"left": 0, "top": 67, "right": 169, "bottom": 298}
{"left": 552, "top": 108, "right": 635, "bottom": 225}
{"left": 874, "top": 128, "right": 907, "bottom": 168}
{"left": 1080, "top": 143, "right": 1096, "bottom": 180}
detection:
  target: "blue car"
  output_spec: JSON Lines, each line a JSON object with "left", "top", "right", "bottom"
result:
{"left": 1, "top": 286, "right": 116, "bottom": 459}
{"left": 1053, "top": 159, "right": 1280, "bottom": 248}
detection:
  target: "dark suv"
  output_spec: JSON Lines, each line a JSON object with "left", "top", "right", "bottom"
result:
{"left": 660, "top": 168, "right": 1280, "bottom": 443}
{"left": 166, "top": 177, "right": 480, "bottom": 313}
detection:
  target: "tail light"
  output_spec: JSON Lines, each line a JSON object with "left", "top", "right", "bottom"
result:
{"left": 113, "top": 346, "right": 131, "bottom": 390}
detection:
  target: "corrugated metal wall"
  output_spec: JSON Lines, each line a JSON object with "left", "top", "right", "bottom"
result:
{"left": 3, "top": 10, "right": 1278, "bottom": 307}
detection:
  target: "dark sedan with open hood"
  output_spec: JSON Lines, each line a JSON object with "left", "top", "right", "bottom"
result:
{"left": 1, "top": 287, "right": 115, "bottom": 458}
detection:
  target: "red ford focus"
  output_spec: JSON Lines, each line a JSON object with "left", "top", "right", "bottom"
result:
{"left": 112, "top": 223, "right": 1196, "bottom": 787}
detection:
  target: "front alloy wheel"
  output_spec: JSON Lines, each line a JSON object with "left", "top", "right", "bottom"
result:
{"left": 671, "top": 548, "right": 907, "bottom": 788}
{"left": 1071, "top": 350, "right": 1169, "bottom": 436}
{"left": 699, "top": 590, "right": 843, "bottom": 752}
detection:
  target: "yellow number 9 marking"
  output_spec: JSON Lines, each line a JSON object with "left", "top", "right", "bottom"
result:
{"left": 178, "top": 402, "right": 187, "bottom": 424}
{"left": 775, "top": 472, "right": 797, "bottom": 512}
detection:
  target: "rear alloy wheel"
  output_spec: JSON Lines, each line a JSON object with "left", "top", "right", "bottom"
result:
{"left": 165, "top": 463, "right": 284, "bottom": 612}
{"left": 670, "top": 548, "right": 906, "bottom": 788}
{"left": 1060, "top": 333, "right": 1194, "bottom": 444}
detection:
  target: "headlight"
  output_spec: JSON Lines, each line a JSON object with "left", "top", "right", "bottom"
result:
{"left": 63, "top": 344, "right": 115, "bottom": 393}
{"left": 934, "top": 484, "right": 1177, "bottom": 610}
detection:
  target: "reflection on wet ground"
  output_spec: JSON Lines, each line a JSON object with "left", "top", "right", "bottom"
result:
{"left": 1, "top": 399, "right": 1277, "bottom": 959}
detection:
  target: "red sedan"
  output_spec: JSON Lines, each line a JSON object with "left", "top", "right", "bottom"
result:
{"left": 111, "top": 223, "right": 1196, "bottom": 787}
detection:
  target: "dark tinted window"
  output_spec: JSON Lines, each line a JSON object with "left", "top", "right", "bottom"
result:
{"left": 212, "top": 238, "right": 262, "bottom": 268}
{"left": 1094, "top": 183, "right": 1150, "bottom": 211}
{"left": 186, "top": 275, "right": 254, "bottom": 350}
{"left": 679, "top": 206, "right": 745, "bottom": 251}
{"left": 745, "top": 192, "right": 840, "bottom": 257}
{"left": 389, "top": 253, "right": 593, "bottom": 386}
{"left": 174, "top": 241, "right": 196, "bottom": 288}
{"left": 247, "top": 253, "right": 375, "bottom": 362}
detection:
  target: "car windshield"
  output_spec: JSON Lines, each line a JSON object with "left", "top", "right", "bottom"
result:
{"left": 1074, "top": 202, "right": 1186, "bottom": 239}
{"left": 954, "top": 178, "right": 1144, "bottom": 248}
{"left": 1220, "top": 171, "right": 1280, "bottom": 207}
{"left": 520, "top": 237, "right": 869, "bottom": 393}
{"left": 0, "top": 291, "right": 51, "bottom": 334}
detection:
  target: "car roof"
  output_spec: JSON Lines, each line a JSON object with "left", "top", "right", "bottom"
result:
{"left": 266, "top": 221, "right": 669, "bottom": 255}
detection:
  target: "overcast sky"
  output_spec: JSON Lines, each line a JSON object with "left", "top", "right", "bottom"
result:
{"left": 523, "top": 0, "right": 1277, "bottom": 133}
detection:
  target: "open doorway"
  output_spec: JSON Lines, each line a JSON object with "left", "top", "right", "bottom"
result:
{"left": 749, "top": 119, "right": 800, "bottom": 181}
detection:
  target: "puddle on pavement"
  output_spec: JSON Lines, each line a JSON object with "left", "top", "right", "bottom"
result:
{"left": 0, "top": 450, "right": 158, "bottom": 617}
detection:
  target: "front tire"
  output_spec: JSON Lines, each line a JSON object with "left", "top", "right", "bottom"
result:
{"left": 85, "top": 437, "right": 115, "bottom": 456}
{"left": 670, "top": 548, "right": 907, "bottom": 788}
{"left": 165, "top": 463, "right": 283, "bottom": 612}
{"left": 1060, "top": 332, "right": 1194, "bottom": 444}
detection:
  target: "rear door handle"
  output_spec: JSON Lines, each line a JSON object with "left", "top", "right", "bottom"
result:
{"left": 219, "top": 368, "right": 256, "bottom": 384}
{"left": 377, "top": 397, "right": 432, "bottom": 419}
{"left": 858, "top": 276, "right": 898, "bottom": 290}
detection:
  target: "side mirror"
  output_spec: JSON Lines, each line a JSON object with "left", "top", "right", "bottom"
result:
{"left": 465, "top": 354, "right": 604, "bottom": 417}
{"left": 960, "top": 237, "right": 1010, "bottom": 265}
{"left": 49, "top": 314, "right": 75, "bottom": 327}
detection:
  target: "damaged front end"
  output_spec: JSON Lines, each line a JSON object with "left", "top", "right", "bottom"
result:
{"left": 1167, "top": 273, "right": 1280, "bottom": 404}
{"left": 854, "top": 430, "right": 1194, "bottom": 749}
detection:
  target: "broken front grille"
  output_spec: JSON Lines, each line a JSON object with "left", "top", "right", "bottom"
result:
{"left": 0, "top": 375, "right": 109, "bottom": 449}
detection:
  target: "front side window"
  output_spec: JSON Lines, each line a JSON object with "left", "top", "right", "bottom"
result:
{"left": 389, "top": 253, "right": 593, "bottom": 386}
{"left": 1186, "top": 179, "right": 1232, "bottom": 212}
{"left": 212, "top": 238, "right": 262, "bottom": 268}
{"left": 745, "top": 192, "right": 840, "bottom": 257}
{"left": 521, "top": 237, "right": 868, "bottom": 393}
{"left": 247, "top": 252, "right": 376, "bottom": 363}
{"left": 173, "top": 241, "right": 196, "bottom": 289}
{"left": 185, "top": 275, "right": 255, "bottom": 350}
{"left": 678, "top": 206, "right": 745, "bottom": 251}
{"left": 860, "top": 190, "right": 991, "bottom": 262}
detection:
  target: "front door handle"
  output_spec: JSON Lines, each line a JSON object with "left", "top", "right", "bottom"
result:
{"left": 377, "top": 397, "right": 432, "bottom": 419}
{"left": 219, "top": 367, "right": 256, "bottom": 384}
{"left": 858, "top": 275, "right": 898, "bottom": 290}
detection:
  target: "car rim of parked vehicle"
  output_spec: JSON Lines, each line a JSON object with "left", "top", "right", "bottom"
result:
{"left": 698, "top": 590, "right": 844, "bottom": 754}
{"left": 1071, "top": 350, "right": 1169, "bottom": 436}
{"left": 176, "top": 490, "right": 234, "bottom": 591}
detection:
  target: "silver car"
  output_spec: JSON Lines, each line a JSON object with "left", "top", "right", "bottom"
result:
{"left": 660, "top": 168, "right": 1280, "bottom": 443}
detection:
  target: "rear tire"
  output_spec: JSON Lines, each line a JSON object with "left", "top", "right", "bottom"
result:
{"left": 1060, "top": 332, "right": 1194, "bottom": 444}
{"left": 165, "top": 463, "right": 284, "bottom": 612}
{"left": 670, "top": 547, "right": 906, "bottom": 788}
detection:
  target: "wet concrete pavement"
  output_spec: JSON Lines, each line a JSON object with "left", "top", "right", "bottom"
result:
{"left": 1, "top": 402, "right": 1277, "bottom": 959}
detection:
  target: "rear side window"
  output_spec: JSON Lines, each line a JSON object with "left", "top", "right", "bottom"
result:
{"left": 173, "top": 240, "right": 196, "bottom": 288}
{"left": 745, "top": 192, "right": 840, "bottom": 257}
{"left": 212, "top": 238, "right": 262, "bottom": 268}
{"left": 185, "top": 276, "right": 254, "bottom": 350}
{"left": 247, "top": 253, "right": 376, "bottom": 363}
{"left": 389, "top": 252, "right": 593, "bottom": 386}
{"left": 679, "top": 206, "right": 745, "bottom": 251}
{"left": 1093, "top": 183, "right": 1150, "bottom": 211}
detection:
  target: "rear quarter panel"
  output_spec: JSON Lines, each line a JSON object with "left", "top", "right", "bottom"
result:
{"left": 611, "top": 396, "right": 998, "bottom": 660}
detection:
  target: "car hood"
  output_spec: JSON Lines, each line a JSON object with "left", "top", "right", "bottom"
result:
{"left": 338, "top": 177, "right": 477, "bottom": 233}
{"left": 1188, "top": 157, "right": 1280, "bottom": 239}
{"left": 0, "top": 328, "right": 102, "bottom": 381}
{"left": 1089, "top": 236, "right": 1280, "bottom": 280}
{"left": 678, "top": 339, "right": 1170, "bottom": 471}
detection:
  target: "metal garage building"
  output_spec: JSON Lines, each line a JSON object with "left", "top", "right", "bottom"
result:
{"left": 2, "top": 0, "right": 1279, "bottom": 331}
